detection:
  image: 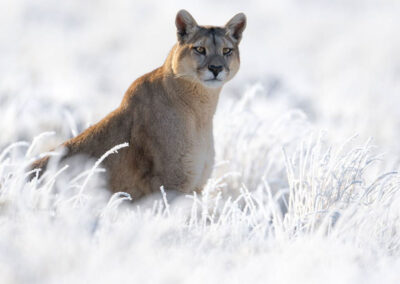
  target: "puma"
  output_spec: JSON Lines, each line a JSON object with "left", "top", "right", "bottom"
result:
{"left": 30, "top": 10, "right": 246, "bottom": 200}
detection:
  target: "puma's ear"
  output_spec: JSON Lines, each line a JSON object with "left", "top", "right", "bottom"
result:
{"left": 175, "top": 10, "right": 198, "bottom": 43}
{"left": 225, "top": 13, "right": 247, "bottom": 43}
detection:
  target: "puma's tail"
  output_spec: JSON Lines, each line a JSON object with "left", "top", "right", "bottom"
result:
{"left": 28, "top": 156, "right": 50, "bottom": 181}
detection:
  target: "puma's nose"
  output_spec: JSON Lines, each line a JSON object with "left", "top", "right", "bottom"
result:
{"left": 208, "top": 65, "right": 223, "bottom": 77}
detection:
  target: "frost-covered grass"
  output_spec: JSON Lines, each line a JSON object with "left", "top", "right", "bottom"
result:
{"left": 1, "top": 0, "right": 400, "bottom": 283}
{"left": 1, "top": 120, "right": 400, "bottom": 283}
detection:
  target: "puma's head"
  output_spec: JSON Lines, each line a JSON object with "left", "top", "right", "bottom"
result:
{"left": 171, "top": 10, "right": 246, "bottom": 89}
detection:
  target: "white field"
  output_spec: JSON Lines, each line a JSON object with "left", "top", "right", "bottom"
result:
{"left": 1, "top": 0, "right": 400, "bottom": 283}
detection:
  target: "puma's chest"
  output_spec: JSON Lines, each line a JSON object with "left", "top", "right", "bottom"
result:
{"left": 184, "top": 117, "right": 214, "bottom": 173}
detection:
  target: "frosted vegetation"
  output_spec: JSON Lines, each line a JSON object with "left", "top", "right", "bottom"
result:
{"left": 1, "top": 0, "right": 400, "bottom": 283}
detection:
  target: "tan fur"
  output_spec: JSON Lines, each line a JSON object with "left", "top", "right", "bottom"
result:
{"left": 30, "top": 10, "right": 246, "bottom": 199}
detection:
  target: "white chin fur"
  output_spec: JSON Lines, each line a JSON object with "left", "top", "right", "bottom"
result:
{"left": 202, "top": 79, "right": 224, "bottom": 88}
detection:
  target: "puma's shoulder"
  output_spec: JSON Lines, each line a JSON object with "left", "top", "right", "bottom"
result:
{"left": 121, "top": 67, "right": 168, "bottom": 106}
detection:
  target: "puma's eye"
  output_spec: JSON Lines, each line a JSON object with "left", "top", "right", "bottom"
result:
{"left": 223, "top": 47, "right": 233, "bottom": 55}
{"left": 193, "top": 46, "right": 206, "bottom": 55}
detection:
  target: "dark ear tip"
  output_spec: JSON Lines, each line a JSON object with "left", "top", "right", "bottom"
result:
{"left": 176, "top": 9, "right": 192, "bottom": 20}
{"left": 176, "top": 10, "right": 187, "bottom": 30}
{"left": 237, "top": 13, "right": 247, "bottom": 20}
{"left": 226, "top": 12, "right": 247, "bottom": 28}
{"left": 236, "top": 13, "right": 247, "bottom": 26}
{"left": 175, "top": 9, "right": 196, "bottom": 27}
{"left": 177, "top": 9, "right": 189, "bottom": 15}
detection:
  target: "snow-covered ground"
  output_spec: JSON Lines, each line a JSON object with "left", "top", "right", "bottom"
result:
{"left": 1, "top": 0, "right": 400, "bottom": 283}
